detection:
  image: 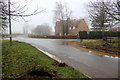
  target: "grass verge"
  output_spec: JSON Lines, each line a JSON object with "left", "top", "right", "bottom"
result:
{"left": 64, "top": 37, "right": 120, "bottom": 57}
{"left": 2, "top": 40, "right": 90, "bottom": 79}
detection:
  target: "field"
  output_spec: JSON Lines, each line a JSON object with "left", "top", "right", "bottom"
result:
{"left": 65, "top": 37, "right": 120, "bottom": 57}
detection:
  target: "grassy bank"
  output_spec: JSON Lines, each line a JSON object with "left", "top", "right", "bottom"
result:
{"left": 2, "top": 40, "right": 90, "bottom": 79}
{"left": 65, "top": 37, "right": 120, "bottom": 57}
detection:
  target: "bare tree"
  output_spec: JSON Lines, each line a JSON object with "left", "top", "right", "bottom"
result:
{"left": 87, "top": 0, "right": 116, "bottom": 32}
{"left": 53, "top": 2, "right": 65, "bottom": 36}
{"left": 32, "top": 23, "right": 52, "bottom": 35}
{"left": 64, "top": 3, "right": 72, "bottom": 35}
{"left": 53, "top": 2, "right": 72, "bottom": 35}
{"left": 0, "top": 0, "right": 44, "bottom": 46}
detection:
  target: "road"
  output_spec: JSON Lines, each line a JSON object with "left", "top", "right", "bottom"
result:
{"left": 14, "top": 37, "right": 119, "bottom": 78}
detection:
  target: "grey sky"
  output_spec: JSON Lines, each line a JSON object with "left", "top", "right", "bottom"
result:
{"left": 10, "top": 0, "right": 95, "bottom": 33}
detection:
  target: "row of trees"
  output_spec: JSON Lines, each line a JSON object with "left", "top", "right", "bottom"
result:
{"left": 88, "top": 0, "right": 120, "bottom": 31}
{"left": 32, "top": 23, "right": 52, "bottom": 35}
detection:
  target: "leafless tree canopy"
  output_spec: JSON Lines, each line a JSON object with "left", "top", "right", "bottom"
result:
{"left": 53, "top": 2, "right": 72, "bottom": 22}
{"left": 103, "top": 0, "right": 120, "bottom": 21}
{"left": 32, "top": 23, "right": 52, "bottom": 35}
{"left": 6, "top": 0, "right": 44, "bottom": 17}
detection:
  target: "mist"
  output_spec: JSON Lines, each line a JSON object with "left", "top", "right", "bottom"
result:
{"left": 8, "top": 0, "right": 95, "bottom": 34}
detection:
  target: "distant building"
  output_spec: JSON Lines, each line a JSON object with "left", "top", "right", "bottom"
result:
{"left": 55, "top": 19, "right": 89, "bottom": 35}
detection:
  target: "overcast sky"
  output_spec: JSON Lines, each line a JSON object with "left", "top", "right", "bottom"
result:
{"left": 10, "top": 0, "right": 95, "bottom": 33}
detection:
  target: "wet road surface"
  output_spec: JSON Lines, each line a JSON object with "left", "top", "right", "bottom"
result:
{"left": 14, "top": 37, "right": 119, "bottom": 78}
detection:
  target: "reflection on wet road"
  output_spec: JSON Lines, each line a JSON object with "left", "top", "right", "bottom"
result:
{"left": 15, "top": 37, "right": 119, "bottom": 78}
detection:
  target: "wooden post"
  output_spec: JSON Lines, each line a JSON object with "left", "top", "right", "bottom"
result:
{"left": 8, "top": 0, "right": 12, "bottom": 46}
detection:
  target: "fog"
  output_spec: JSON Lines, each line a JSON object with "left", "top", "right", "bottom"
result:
{"left": 8, "top": 0, "right": 95, "bottom": 34}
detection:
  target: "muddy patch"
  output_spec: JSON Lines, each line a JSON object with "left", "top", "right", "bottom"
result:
{"left": 18, "top": 70, "right": 56, "bottom": 78}
{"left": 28, "top": 70, "right": 55, "bottom": 77}
{"left": 53, "top": 61, "right": 68, "bottom": 67}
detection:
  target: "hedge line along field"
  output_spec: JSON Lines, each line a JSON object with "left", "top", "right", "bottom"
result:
{"left": 2, "top": 40, "right": 90, "bottom": 79}
{"left": 28, "top": 35, "right": 78, "bottom": 39}
{"left": 79, "top": 31, "right": 120, "bottom": 39}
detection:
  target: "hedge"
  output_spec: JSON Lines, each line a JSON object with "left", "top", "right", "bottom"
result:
{"left": 89, "top": 31, "right": 102, "bottom": 39}
{"left": 79, "top": 31, "right": 87, "bottom": 39}
{"left": 79, "top": 31, "right": 120, "bottom": 39}
{"left": 28, "top": 35, "right": 77, "bottom": 39}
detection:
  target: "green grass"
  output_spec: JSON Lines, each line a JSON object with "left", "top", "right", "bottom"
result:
{"left": 77, "top": 37, "right": 119, "bottom": 47}
{"left": 2, "top": 40, "right": 90, "bottom": 79}
{"left": 77, "top": 37, "right": 120, "bottom": 54}
{"left": 107, "top": 37, "right": 119, "bottom": 47}
{"left": 77, "top": 40, "right": 104, "bottom": 47}
{"left": 0, "top": 39, "right": 2, "bottom": 78}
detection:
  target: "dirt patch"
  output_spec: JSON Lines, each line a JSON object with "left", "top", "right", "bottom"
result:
{"left": 28, "top": 70, "right": 55, "bottom": 77}
{"left": 53, "top": 61, "right": 68, "bottom": 67}
{"left": 18, "top": 70, "right": 56, "bottom": 78}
